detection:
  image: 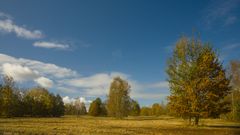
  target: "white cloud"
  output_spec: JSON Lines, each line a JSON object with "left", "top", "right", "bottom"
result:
{"left": 62, "top": 72, "right": 129, "bottom": 96}
{"left": 129, "top": 81, "right": 169, "bottom": 99}
{"left": 34, "top": 77, "right": 53, "bottom": 88}
{"left": 1, "top": 63, "right": 53, "bottom": 88}
{"left": 110, "top": 72, "right": 129, "bottom": 80}
{"left": 57, "top": 86, "right": 78, "bottom": 94}
{"left": 0, "top": 19, "right": 43, "bottom": 39}
{"left": 2, "top": 63, "right": 39, "bottom": 82}
{"left": 131, "top": 92, "right": 169, "bottom": 99}
{"left": 61, "top": 71, "right": 168, "bottom": 99}
{"left": 67, "top": 73, "right": 111, "bottom": 88}
{"left": 148, "top": 81, "right": 169, "bottom": 89}
{"left": 62, "top": 96, "right": 92, "bottom": 104}
{"left": 62, "top": 96, "right": 75, "bottom": 104}
{"left": 0, "top": 12, "right": 77, "bottom": 50}
{"left": 0, "top": 53, "right": 78, "bottom": 79}
{"left": 33, "top": 41, "right": 70, "bottom": 50}
{"left": 78, "top": 97, "right": 92, "bottom": 104}
{"left": 0, "top": 53, "right": 78, "bottom": 88}
{"left": 0, "top": 53, "right": 169, "bottom": 101}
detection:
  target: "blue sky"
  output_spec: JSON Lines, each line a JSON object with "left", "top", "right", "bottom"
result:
{"left": 0, "top": 0, "right": 240, "bottom": 106}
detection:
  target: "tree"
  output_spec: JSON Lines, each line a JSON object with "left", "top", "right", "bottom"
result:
{"left": 107, "top": 77, "right": 131, "bottom": 118}
{"left": 128, "top": 99, "right": 140, "bottom": 116}
{"left": 160, "top": 101, "right": 168, "bottom": 115}
{"left": 152, "top": 103, "right": 162, "bottom": 116}
{"left": 0, "top": 76, "right": 21, "bottom": 117}
{"left": 0, "top": 75, "right": 64, "bottom": 117}
{"left": 24, "top": 87, "right": 54, "bottom": 117}
{"left": 100, "top": 102, "right": 107, "bottom": 116}
{"left": 64, "top": 103, "right": 76, "bottom": 115}
{"left": 75, "top": 98, "right": 87, "bottom": 116}
{"left": 140, "top": 107, "right": 152, "bottom": 116}
{"left": 0, "top": 84, "right": 2, "bottom": 115}
{"left": 64, "top": 98, "right": 88, "bottom": 116}
{"left": 166, "top": 36, "right": 231, "bottom": 125}
{"left": 88, "top": 97, "right": 106, "bottom": 116}
{"left": 51, "top": 94, "right": 65, "bottom": 117}
{"left": 224, "top": 60, "right": 240, "bottom": 121}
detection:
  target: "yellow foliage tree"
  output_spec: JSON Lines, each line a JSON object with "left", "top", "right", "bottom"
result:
{"left": 167, "top": 36, "right": 231, "bottom": 125}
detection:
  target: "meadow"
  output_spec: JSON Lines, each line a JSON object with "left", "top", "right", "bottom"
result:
{"left": 0, "top": 116, "right": 240, "bottom": 135}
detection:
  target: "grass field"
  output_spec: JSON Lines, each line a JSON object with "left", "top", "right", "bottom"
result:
{"left": 0, "top": 116, "right": 240, "bottom": 135}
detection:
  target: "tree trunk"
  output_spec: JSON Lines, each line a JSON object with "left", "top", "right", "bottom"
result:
{"left": 194, "top": 116, "right": 199, "bottom": 126}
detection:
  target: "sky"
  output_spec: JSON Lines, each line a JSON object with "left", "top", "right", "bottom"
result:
{"left": 0, "top": 0, "right": 240, "bottom": 107}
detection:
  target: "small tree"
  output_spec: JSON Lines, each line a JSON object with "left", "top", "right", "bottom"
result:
{"left": 75, "top": 98, "right": 87, "bottom": 116}
{"left": 51, "top": 94, "right": 64, "bottom": 117}
{"left": 64, "top": 103, "right": 76, "bottom": 115}
{"left": 167, "top": 36, "right": 231, "bottom": 125}
{"left": 152, "top": 103, "right": 162, "bottom": 116}
{"left": 100, "top": 102, "right": 107, "bottom": 116}
{"left": 89, "top": 98, "right": 103, "bottom": 116}
{"left": 0, "top": 76, "right": 21, "bottom": 117}
{"left": 107, "top": 77, "right": 131, "bottom": 118}
{"left": 140, "top": 107, "right": 152, "bottom": 116}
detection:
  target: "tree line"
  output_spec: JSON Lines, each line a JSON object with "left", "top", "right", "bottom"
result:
{"left": 0, "top": 76, "right": 64, "bottom": 117}
{"left": 0, "top": 75, "right": 167, "bottom": 118}
{"left": 64, "top": 98, "right": 87, "bottom": 115}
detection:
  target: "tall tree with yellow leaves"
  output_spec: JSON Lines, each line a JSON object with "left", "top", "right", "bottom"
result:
{"left": 166, "top": 36, "right": 231, "bottom": 125}
{"left": 107, "top": 77, "right": 131, "bottom": 118}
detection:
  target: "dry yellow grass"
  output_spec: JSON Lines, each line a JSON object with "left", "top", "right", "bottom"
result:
{"left": 0, "top": 116, "right": 239, "bottom": 135}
